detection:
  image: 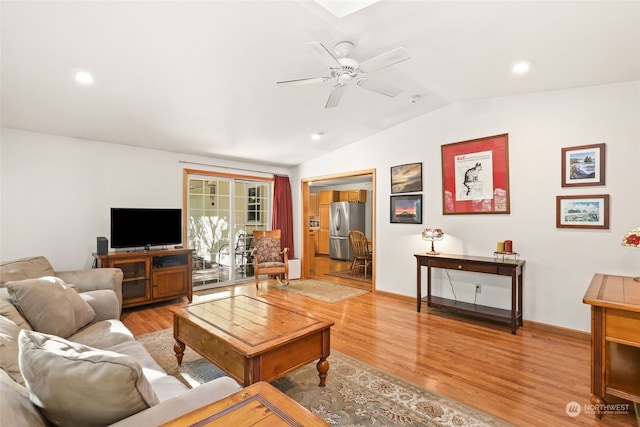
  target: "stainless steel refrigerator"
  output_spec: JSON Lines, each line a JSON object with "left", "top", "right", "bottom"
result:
{"left": 329, "top": 201, "right": 366, "bottom": 260}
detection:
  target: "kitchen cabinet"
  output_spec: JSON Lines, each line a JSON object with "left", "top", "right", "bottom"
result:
{"left": 349, "top": 189, "right": 366, "bottom": 202}
{"left": 318, "top": 190, "right": 338, "bottom": 205}
{"left": 318, "top": 229, "right": 330, "bottom": 255}
{"left": 318, "top": 205, "right": 330, "bottom": 254}
{"left": 340, "top": 189, "right": 367, "bottom": 202}
{"left": 309, "top": 193, "right": 319, "bottom": 216}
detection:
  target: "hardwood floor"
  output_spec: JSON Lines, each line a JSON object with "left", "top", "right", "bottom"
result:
{"left": 122, "top": 268, "right": 636, "bottom": 427}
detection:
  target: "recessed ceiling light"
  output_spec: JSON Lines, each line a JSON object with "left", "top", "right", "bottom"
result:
{"left": 310, "top": 132, "right": 324, "bottom": 141}
{"left": 512, "top": 61, "right": 531, "bottom": 75}
{"left": 73, "top": 70, "right": 94, "bottom": 84}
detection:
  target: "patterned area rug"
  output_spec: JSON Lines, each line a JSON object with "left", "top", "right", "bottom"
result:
{"left": 138, "top": 328, "right": 511, "bottom": 427}
{"left": 274, "top": 279, "right": 369, "bottom": 303}
{"left": 325, "top": 268, "right": 372, "bottom": 283}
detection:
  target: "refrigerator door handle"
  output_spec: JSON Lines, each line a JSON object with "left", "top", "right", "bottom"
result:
{"left": 335, "top": 206, "right": 341, "bottom": 232}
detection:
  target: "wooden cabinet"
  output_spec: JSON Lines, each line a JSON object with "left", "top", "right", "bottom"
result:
{"left": 308, "top": 193, "right": 319, "bottom": 216}
{"left": 95, "top": 248, "right": 192, "bottom": 308}
{"left": 306, "top": 230, "right": 319, "bottom": 255}
{"left": 583, "top": 274, "right": 640, "bottom": 419}
{"left": 317, "top": 191, "right": 337, "bottom": 255}
{"left": 318, "top": 205, "right": 330, "bottom": 255}
{"left": 318, "top": 190, "right": 338, "bottom": 205}
{"left": 349, "top": 189, "right": 366, "bottom": 202}
{"left": 318, "top": 229, "right": 330, "bottom": 255}
{"left": 340, "top": 189, "right": 366, "bottom": 202}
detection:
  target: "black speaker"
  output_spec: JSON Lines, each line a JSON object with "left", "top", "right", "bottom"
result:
{"left": 97, "top": 237, "right": 108, "bottom": 254}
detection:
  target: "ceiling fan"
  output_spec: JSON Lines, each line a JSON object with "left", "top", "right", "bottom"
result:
{"left": 276, "top": 41, "right": 410, "bottom": 108}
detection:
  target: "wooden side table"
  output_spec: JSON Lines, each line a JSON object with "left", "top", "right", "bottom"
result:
{"left": 160, "top": 381, "right": 329, "bottom": 426}
{"left": 583, "top": 273, "right": 640, "bottom": 419}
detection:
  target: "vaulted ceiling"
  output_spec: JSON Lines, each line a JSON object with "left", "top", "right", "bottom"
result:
{"left": 2, "top": 1, "right": 639, "bottom": 167}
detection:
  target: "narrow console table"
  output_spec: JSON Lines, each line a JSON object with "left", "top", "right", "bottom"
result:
{"left": 415, "top": 253, "right": 525, "bottom": 334}
{"left": 583, "top": 273, "right": 640, "bottom": 419}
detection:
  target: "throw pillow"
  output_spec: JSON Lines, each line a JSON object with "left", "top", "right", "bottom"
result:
{"left": 0, "top": 316, "right": 24, "bottom": 385}
{"left": 18, "top": 329, "right": 159, "bottom": 427}
{"left": 0, "top": 368, "right": 48, "bottom": 427}
{"left": 6, "top": 276, "right": 95, "bottom": 338}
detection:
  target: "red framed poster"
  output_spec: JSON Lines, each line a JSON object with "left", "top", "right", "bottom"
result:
{"left": 441, "top": 134, "right": 510, "bottom": 214}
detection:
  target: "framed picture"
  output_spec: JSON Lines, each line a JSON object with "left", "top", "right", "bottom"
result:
{"left": 391, "top": 162, "right": 422, "bottom": 194}
{"left": 390, "top": 194, "right": 422, "bottom": 224}
{"left": 561, "top": 143, "right": 606, "bottom": 187}
{"left": 441, "top": 134, "right": 510, "bottom": 214}
{"left": 556, "top": 194, "right": 610, "bottom": 229}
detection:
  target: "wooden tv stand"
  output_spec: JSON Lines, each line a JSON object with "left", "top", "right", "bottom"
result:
{"left": 94, "top": 248, "right": 192, "bottom": 308}
{"left": 415, "top": 253, "right": 525, "bottom": 334}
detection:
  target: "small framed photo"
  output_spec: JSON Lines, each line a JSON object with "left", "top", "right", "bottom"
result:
{"left": 391, "top": 162, "right": 422, "bottom": 194}
{"left": 556, "top": 194, "right": 610, "bottom": 229}
{"left": 390, "top": 195, "right": 422, "bottom": 224}
{"left": 561, "top": 143, "right": 605, "bottom": 187}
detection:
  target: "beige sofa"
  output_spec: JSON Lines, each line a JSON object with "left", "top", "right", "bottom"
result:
{"left": 0, "top": 256, "right": 242, "bottom": 427}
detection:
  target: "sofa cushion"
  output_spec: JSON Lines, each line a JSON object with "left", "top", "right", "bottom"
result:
{"left": 0, "top": 256, "right": 56, "bottom": 286}
{"left": 107, "top": 340, "right": 189, "bottom": 402}
{"left": 0, "top": 288, "right": 32, "bottom": 330}
{"left": 0, "top": 316, "right": 24, "bottom": 385}
{"left": 18, "top": 330, "right": 160, "bottom": 427}
{"left": 0, "top": 368, "right": 48, "bottom": 427}
{"left": 69, "top": 319, "right": 135, "bottom": 349}
{"left": 6, "top": 276, "right": 96, "bottom": 338}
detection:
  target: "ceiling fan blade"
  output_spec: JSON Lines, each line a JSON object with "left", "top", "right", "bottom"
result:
{"left": 357, "top": 78, "right": 402, "bottom": 97}
{"left": 276, "top": 76, "right": 333, "bottom": 86}
{"left": 325, "top": 84, "right": 347, "bottom": 108}
{"left": 359, "top": 47, "right": 410, "bottom": 73}
{"left": 308, "top": 42, "right": 342, "bottom": 68}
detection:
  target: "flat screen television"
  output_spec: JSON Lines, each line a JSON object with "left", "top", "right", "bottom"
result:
{"left": 110, "top": 208, "right": 182, "bottom": 249}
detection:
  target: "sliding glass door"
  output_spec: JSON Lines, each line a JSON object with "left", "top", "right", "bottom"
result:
{"left": 187, "top": 174, "right": 270, "bottom": 289}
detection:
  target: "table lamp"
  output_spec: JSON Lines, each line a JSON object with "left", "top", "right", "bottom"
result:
{"left": 622, "top": 227, "right": 639, "bottom": 281}
{"left": 422, "top": 228, "right": 444, "bottom": 255}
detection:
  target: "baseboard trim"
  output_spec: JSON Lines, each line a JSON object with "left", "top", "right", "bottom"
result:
{"left": 374, "top": 289, "right": 590, "bottom": 342}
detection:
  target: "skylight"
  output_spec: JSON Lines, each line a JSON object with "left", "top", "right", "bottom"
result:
{"left": 313, "top": 0, "right": 381, "bottom": 18}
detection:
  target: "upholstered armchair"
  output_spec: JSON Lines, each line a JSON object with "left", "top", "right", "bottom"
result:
{"left": 252, "top": 230, "right": 289, "bottom": 288}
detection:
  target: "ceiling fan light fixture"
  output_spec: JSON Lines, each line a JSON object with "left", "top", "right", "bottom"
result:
{"left": 337, "top": 72, "right": 353, "bottom": 84}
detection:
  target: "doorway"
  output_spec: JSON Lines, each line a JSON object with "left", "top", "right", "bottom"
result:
{"left": 301, "top": 169, "right": 375, "bottom": 290}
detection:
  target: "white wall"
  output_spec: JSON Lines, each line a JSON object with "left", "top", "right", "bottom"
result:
{"left": 292, "top": 81, "right": 640, "bottom": 332}
{"left": 0, "top": 130, "right": 288, "bottom": 270}
{"left": 2, "top": 81, "right": 638, "bottom": 332}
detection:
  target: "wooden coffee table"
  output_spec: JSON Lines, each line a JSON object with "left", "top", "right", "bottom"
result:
{"left": 160, "top": 381, "right": 329, "bottom": 426}
{"left": 172, "top": 295, "right": 334, "bottom": 387}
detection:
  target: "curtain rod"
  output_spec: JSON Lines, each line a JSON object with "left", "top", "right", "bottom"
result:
{"left": 179, "top": 160, "right": 288, "bottom": 177}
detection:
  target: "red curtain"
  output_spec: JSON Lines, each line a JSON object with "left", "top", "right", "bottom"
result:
{"left": 272, "top": 175, "right": 294, "bottom": 258}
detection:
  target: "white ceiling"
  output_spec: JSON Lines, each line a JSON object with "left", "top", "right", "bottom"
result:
{"left": 2, "top": 1, "right": 639, "bottom": 168}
